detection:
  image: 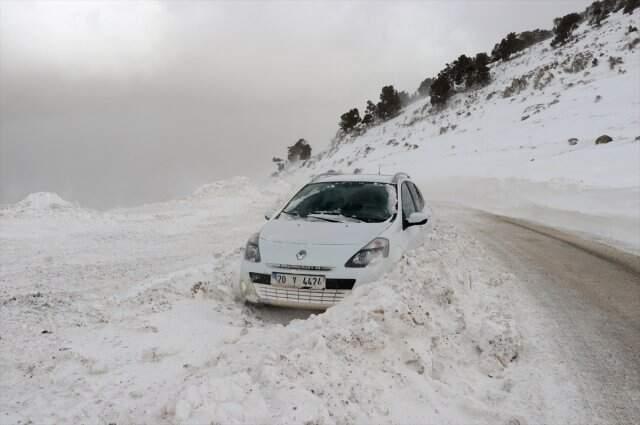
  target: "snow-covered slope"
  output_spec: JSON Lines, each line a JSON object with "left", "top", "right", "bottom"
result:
{"left": 290, "top": 11, "right": 640, "bottom": 251}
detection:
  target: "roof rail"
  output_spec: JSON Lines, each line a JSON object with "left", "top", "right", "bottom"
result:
{"left": 391, "top": 172, "right": 410, "bottom": 183}
{"left": 311, "top": 170, "right": 341, "bottom": 182}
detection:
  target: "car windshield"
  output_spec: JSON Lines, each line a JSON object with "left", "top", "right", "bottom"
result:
{"left": 280, "top": 181, "right": 397, "bottom": 223}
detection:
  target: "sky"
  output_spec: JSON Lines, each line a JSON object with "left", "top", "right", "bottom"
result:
{"left": 0, "top": 0, "right": 593, "bottom": 209}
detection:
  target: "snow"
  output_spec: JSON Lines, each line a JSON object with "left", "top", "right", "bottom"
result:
{"left": 14, "top": 192, "right": 73, "bottom": 210}
{"left": 1, "top": 176, "right": 584, "bottom": 424}
{"left": 1, "top": 9, "right": 638, "bottom": 425}
{"left": 0, "top": 178, "right": 277, "bottom": 423}
{"left": 3, "top": 192, "right": 75, "bottom": 215}
{"left": 289, "top": 11, "right": 640, "bottom": 252}
{"left": 172, "top": 231, "right": 523, "bottom": 424}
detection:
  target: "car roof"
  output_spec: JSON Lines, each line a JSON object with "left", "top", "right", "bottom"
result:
{"left": 310, "top": 173, "right": 409, "bottom": 184}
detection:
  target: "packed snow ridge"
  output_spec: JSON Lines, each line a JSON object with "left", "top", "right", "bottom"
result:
{"left": 4, "top": 192, "right": 74, "bottom": 213}
{"left": 285, "top": 10, "right": 640, "bottom": 251}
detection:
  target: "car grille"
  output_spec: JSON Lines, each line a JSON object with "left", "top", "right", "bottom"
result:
{"left": 249, "top": 273, "right": 355, "bottom": 289}
{"left": 253, "top": 284, "right": 351, "bottom": 306}
{"left": 266, "top": 263, "right": 333, "bottom": 271}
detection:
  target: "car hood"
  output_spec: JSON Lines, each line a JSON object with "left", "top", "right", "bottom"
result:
{"left": 260, "top": 219, "right": 390, "bottom": 246}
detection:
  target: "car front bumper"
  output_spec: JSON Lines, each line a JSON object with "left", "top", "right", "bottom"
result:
{"left": 237, "top": 260, "right": 390, "bottom": 309}
{"left": 245, "top": 282, "right": 351, "bottom": 309}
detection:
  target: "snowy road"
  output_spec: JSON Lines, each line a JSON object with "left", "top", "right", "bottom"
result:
{"left": 445, "top": 205, "right": 640, "bottom": 424}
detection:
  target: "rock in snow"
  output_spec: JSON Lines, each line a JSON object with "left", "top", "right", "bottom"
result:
{"left": 595, "top": 134, "right": 613, "bottom": 144}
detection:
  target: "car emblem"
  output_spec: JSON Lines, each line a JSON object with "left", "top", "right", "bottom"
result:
{"left": 296, "top": 249, "right": 307, "bottom": 260}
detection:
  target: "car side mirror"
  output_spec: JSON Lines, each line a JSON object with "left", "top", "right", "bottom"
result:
{"left": 407, "top": 211, "right": 428, "bottom": 226}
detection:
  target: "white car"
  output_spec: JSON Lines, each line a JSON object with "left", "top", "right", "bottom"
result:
{"left": 236, "top": 172, "right": 431, "bottom": 309}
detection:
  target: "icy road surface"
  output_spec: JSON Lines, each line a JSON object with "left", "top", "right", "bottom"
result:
{"left": 1, "top": 181, "right": 639, "bottom": 424}
{"left": 444, "top": 205, "right": 640, "bottom": 424}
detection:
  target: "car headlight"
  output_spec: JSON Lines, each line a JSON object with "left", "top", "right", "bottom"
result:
{"left": 244, "top": 233, "right": 261, "bottom": 262}
{"left": 345, "top": 237, "right": 389, "bottom": 268}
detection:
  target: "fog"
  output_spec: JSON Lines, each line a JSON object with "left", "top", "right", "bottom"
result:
{"left": 0, "top": 0, "right": 592, "bottom": 209}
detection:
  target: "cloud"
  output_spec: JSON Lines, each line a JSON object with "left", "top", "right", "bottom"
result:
{"left": 0, "top": 1, "right": 169, "bottom": 77}
{"left": 0, "top": 0, "right": 592, "bottom": 208}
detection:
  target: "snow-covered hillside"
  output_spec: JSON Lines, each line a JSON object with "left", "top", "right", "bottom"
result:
{"left": 290, "top": 10, "right": 640, "bottom": 251}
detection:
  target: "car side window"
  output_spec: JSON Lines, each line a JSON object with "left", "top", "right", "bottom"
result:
{"left": 401, "top": 182, "right": 417, "bottom": 220}
{"left": 407, "top": 182, "right": 424, "bottom": 211}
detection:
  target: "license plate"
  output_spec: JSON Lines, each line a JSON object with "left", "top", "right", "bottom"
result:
{"left": 271, "top": 272, "right": 326, "bottom": 289}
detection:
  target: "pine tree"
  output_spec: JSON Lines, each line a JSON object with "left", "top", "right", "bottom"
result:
{"left": 339, "top": 108, "right": 361, "bottom": 132}
{"left": 417, "top": 77, "right": 433, "bottom": 97}
{"left": 287, "top": 139, "right": 312, "bottom": 161}
{"left": 430, "top": 73, "right": 452, "bottom": 106}
{"left": 376, "top": 86, "right": 402, "bottom": 120}
{"left": 362, "top": 100, "right": 377, "bottom": 125}
{"left": 551, "top": 13, "right": 582, "bottom": 47}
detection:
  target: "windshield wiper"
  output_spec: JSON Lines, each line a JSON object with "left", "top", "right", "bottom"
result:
{"left": 307, "top": 211, "right": 369, "bottom": 223}
{"left": 341, "top": 214, "right": 369, "bottom": 223}
{"left": 305, "top": 213, "right": 343, "bottom": 223}
{"left": 282, "top": 210, "right": 342, "bottom": 223}
{"left": 281, "top": 210, "right": 302, "bottom": 219}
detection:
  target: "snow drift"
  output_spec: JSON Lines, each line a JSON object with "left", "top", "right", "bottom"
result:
{"left": 168, "top": 222, "right": 524, "bottom": 424}
{"left": 2, "top": 192, "right": 76, "bottom": 216}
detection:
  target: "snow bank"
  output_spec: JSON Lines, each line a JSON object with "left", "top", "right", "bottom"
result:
{"left": 1, "top": 176, "right": 551, "bottom": 424}
{"left": 190, "top": 176, "right": 294, "bottom": 205}
{"left": 3, "top": 192, "right": 75, "bottom": 214}
{"left": 420, "top": 177, "right": 640, "bottom": 253}
{"left": 0, "top": 192, "right": 102, "bottom": 237}
{"left": 18, "top": 192, "right": 72, "bottom": 209}
{"left": 166, "top": 221, "right": 526, "bottom": 425}
{"left": 190, "top": 176, "right": 257, "bottom": 200}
